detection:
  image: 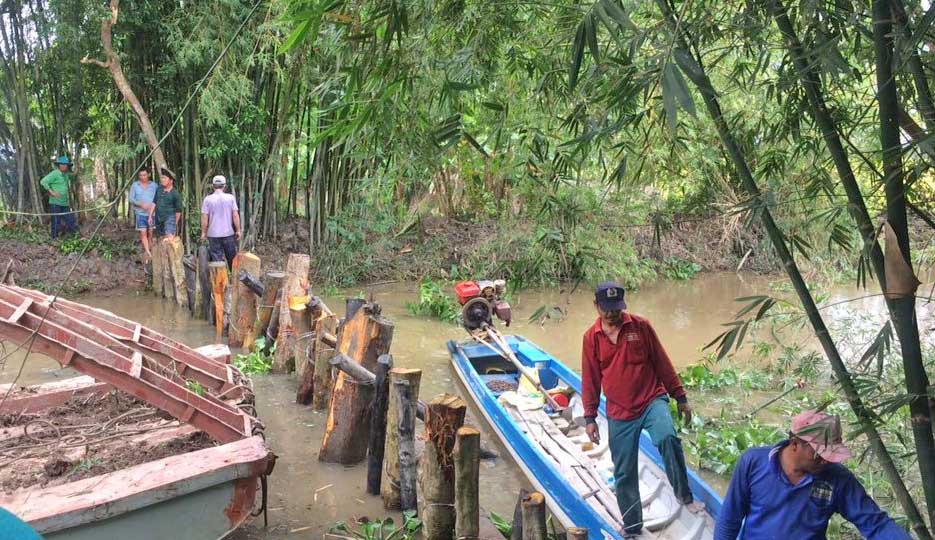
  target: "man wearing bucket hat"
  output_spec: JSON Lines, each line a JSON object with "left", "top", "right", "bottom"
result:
{"left": 714, "top": 410, "right": 910, "bottom": 539}
{"left": 199, "top": 175, "right": 241, "bottom": 270}
{"left": 581, "top": 281, "right": 697, "bottom": 538}
{"left": 40, "top": 156, "right": 78, "bottom": 239}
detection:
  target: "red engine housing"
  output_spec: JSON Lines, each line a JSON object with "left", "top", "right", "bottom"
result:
{"left": 455, "top": 281, "right": 480, "bottom": 305}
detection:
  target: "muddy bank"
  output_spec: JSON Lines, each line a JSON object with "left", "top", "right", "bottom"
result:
{"left": 0, "top": 221, "right": 146, "bottom": 295}
{"left": 0, "top": 391, "right": 215, "bottom": 493}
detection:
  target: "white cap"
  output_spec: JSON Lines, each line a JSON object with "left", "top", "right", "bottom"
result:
{"left": 212, "top": 175, "right": 226, "bottom": 187}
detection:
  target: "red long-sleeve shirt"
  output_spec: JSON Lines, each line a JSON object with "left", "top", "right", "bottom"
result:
{"left": 581, "top": 313, "right": 687, "bottom": 421}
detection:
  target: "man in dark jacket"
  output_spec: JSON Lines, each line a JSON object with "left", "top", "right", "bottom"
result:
{"left": 152, "top": 167, "right": 181, "bottom": 239}
{"left": 581, "top": 281, "right": 695, "bottom": 537}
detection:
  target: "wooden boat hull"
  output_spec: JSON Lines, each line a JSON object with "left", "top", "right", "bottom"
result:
{"left": 447, "top": 335, "right": 722, "bottom": 540}
{"left": 0, "top": 373, "right": 271, "bottom": 539}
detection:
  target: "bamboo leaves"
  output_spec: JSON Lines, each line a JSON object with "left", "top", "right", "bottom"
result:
{"left": 279, "top": 0, "right": 345, "bottom": 53}
{"left": 661, "top": 62, "right": 695, "bottom": 136}
{"left": 569, "top": 0, "right": 640, "bottom": 90}
{"left": 705, "top": 296, "right": 777, "bottom": 361}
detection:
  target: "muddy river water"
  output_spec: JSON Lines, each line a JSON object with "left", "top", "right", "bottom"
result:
{"left": 0, "top": 273, "right": 901, "bottom": 538}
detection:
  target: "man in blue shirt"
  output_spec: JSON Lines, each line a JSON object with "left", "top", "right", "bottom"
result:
{"left": 715, "top": 410, "right": 910, "bottom": 540}
{"left": 128, "top": 167, "right": 157, "bottom": 263}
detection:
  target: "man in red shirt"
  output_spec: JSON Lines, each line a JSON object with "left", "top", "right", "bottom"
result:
{"left": 582, "top": 282, "right": 694, "bottom": 537}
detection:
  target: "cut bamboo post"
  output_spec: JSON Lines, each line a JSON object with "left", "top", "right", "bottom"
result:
{"left": 521, "top": 492, "right": 547, "bottom": 540}
{"left": 273, "top": 253, "right": 310, "bottom": 373}
{"left": 345, "top": 297, "right": 366, "bottom": 321}
{"left": 311, "top": 314, "right": 338, "bottom": 409}
{"left": 382, "top": 368, "right": 422, "bottom": 510}
{"left": 367, "top": 354, "right": 394, "bottom": 495}
{"left": 318, "top": 303, "right": 394, "bottom": 464}
{"left": 421, "top": 394, "right": 467, "bottom": 540}
{"left": 163, "top": 236, "right": 187, "bottom": 307}
{"left": 396, "top": 379, "right": 417, "bottom": 513}
{"left": 208, "top": 262, "right": 228, "bottom": 342}
{"left": 566, "top": 528, "right": 588, "bottom": 540}
{"left": 197, "top": 244, "right": 211, "bottom": 320}
{"left": 295, "top": 299, "right": 325, "bottom": 404}
{"left": 291, "top": 305, "right": 312, "bottom": 379}
{"left": 229, "top": 252, "right": 261, "bottom": 348}
{"left": 151, "top": 237, "right": 165, "bottom": 297}
{"left": 454, "top": 426, "right": 481, "bottom": 540}
{"left": 227, "top": 252, "right": 243, "bottom": 337}
{"left": 512, "top": 489, "right": 529, "bottom": 540}
{"left": 245, "top": 271, "right": 283, "bottom": 350}
{"left": 264, "top": 289, "right": 282, "bottom": 353}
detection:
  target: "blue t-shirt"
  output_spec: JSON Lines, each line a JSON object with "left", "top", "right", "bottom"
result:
{"left": 128, "top": 180, "right": 158, "bottom": 217}
{"left": 0, "top": 507, "right": 41, "bottom": 540}
{"left": 714, "top": 441, "right": 910, "bottom": 540}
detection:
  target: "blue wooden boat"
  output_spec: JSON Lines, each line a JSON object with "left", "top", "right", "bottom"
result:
{"left": 447, "top": 335, "right": 721, "bottom": 540}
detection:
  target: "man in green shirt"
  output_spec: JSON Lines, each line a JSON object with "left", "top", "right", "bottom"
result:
{"left": 152, "top": 167, "right": 182, "bottom": 239}
{"left": 40, "top": 156, "right": 77, "bottom": 239}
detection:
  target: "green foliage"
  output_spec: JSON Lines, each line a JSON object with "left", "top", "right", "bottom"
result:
{"left": 661, "top": 257, "right": 701, "bottom": 281}
{"left": 233, "top": 337, "right": 274, "bottom": 375}
{"left": 405, "top": 279, "right": 460, "bottom": 323}
{"left": 185, "top": 380, "right": 205, "bottom": 396}
{"left": 0, "top": 225, "right": 49, "bottom": 244}
{"left": 489, "top": 512, "right": 513, "bottom": 540}
{"left": 679, "top": 362, "right": 771, "bottom": 392}
{"left": 58, "top": 236, "right": 133, "bottom": 262}
{"left": 69, "top": 457, "right": 103, "bottom": 476}
{"left": 328, "top": 511, "right": 422, "bottom": 540}
{"left": 488, "top": 511, "right": 560, "bottom": 540}
{"left": 684, "top": 413, "right": 783, "bottom": 475}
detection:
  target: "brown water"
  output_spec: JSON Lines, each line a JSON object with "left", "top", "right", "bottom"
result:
{"left": 0, "top": 272, "right": 867, "bottom": 538}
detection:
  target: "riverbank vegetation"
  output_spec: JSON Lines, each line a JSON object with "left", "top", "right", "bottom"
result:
{"left": 3, "top": 0, "right": 935, "bottom": 537}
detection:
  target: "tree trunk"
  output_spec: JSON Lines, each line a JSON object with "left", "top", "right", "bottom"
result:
{"left": 367, "top": 354, "right": 394, "bottom": 495}
{"left": 162, "top": 236, "right": 186, "bottom": 307}
{"left": 292, "top": 305, "right": 313, "bottom": 380}
{"left": 228, "top": 252, "right": 261, "bottom": 348}
{"left": 273, "top": 253, "right": 310, "bottom": 373}
{"left": 311, "top": 314, "right": 339, "bottom": 409}
{"left": 81, "top": 0, "right": 167, "bottom": 173}
{"left": 383, "top": 368, "right": 422, "bottom": 510}
{"left": 318, "top": 304, "right": 394, "bottom": 464}
{"left": 420, "top": 395, "right": 467, "bottom": 540}
{"left": 521, "top": 492, "right": 547, "bottom": 540}
{"left": 151, "top": 237, "right": 165, "bottom": 297}
{"left": 198, "top": 244, "right": 211, "bottom": 321}
{"left": 873, "top": 0, "right": 935, "bottom": 527}
{"left": 662, "top": 5, "right": 932, "bottom": 536}
{"left": 454, "top": 426, "right": 481, "bottom": 540}
{"left": 396, "top": 379, "right": 418, "bottom": 513}
{"left": 209, "top": 261, "right": 228, "bottom": 342}
{"left": 245, "top": 271, "right": 283, "bottom": 350}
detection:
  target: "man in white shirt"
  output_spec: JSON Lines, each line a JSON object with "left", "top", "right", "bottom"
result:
{"left": 200, "top": 175, "right": 241, "bottom": 269}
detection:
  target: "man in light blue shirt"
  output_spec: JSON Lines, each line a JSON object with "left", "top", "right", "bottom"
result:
{"left": 715, "top": 410, "right": 910, "bottom": 540}
{"left": 128, "top": 168, "right": 157, "bottom": 262}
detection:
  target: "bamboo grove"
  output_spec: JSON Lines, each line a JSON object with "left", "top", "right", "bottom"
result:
{"left": 2, "top": 0, "right": 935, "bottom": 535}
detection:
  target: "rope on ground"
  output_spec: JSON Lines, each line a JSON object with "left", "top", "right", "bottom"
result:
{"left": 0, "top": 0, "right": 265, "bottom": 408}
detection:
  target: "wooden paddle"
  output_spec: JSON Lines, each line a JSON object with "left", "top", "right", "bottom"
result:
{"left": 474, "top": 324, "right": 565, "bottom": 412}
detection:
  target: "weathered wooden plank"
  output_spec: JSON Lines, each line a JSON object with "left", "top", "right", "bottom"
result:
{"left": 0, "top": 436, "right": 269, "bottom": 534}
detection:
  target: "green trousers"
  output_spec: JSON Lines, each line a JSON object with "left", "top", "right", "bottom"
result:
{"left": 607, "top": 395, "right": 692, "bottom": 535}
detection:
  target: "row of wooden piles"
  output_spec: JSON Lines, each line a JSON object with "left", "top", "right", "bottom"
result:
{"left": 150, "top": 248, "right": 592, "bottom": 540}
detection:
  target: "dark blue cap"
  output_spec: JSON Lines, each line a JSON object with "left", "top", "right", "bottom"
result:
{"left": 595, "top": 281, "right": 626, "bottom": 311}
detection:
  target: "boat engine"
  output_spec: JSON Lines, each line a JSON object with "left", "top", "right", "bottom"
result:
{"left": 455, "top": 279, "right": 512, "bottom": 331}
